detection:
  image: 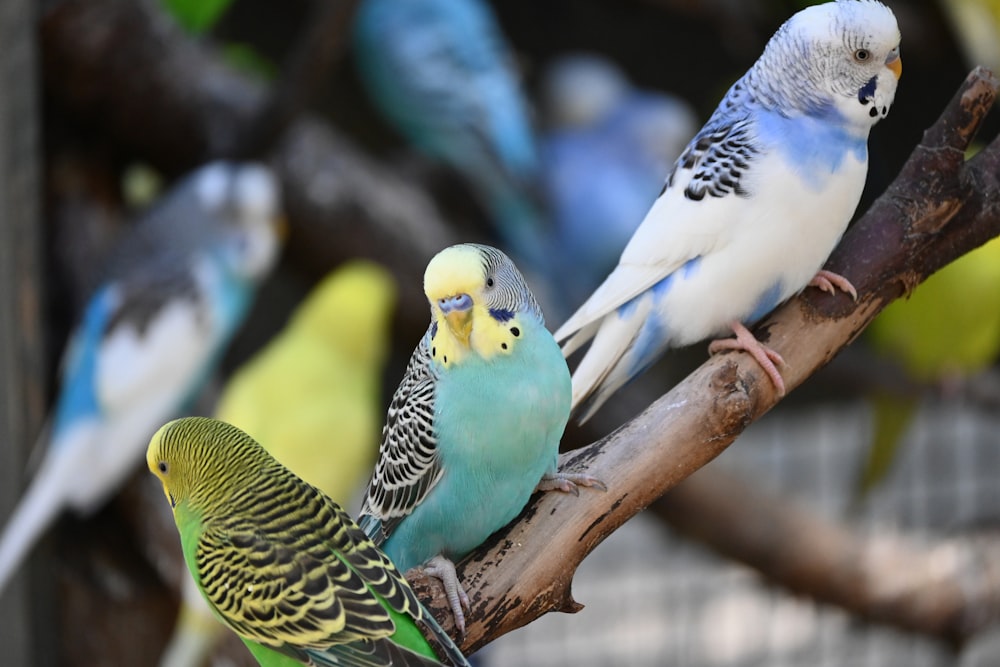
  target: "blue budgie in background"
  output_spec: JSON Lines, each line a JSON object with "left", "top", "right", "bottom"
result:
{"left": 352, "top": 0, "right": 550, "bottom": 270}
{"left": 539, "top": 53, "right": 699, "bottom": 309}
{"left": 555, "top": 0, "right": 902, "bottom": 422}
{"left": 0, "top": 162, "right": 284, "bottom": 595}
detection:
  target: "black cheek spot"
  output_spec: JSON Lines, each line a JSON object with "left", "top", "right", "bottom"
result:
{"left": 510, "top": 327, "right": 520, "bottom": 337}
{"left": 501, "top": 343, "right": 508, "bottom": 350}
{"left": 432, "top": 347, "right": 437, "bottom": 357}
{"left": 443, "top": 355, "right": 448, "bottom": 363}
{"left": 869, "top": 107, "right": 879, "bottom": 118}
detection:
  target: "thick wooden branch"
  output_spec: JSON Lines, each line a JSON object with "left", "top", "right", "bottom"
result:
{"left": 405, "top": 68, "right": 1000, "bottom": 652}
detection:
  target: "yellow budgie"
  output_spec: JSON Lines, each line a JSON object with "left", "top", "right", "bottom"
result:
{"left": 857, "top": 235, "right": 1000, "bottom": 500}
{"left": 158, "top": 260, "right": 397, "bottom": 667}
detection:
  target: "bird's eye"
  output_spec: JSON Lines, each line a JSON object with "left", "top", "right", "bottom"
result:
{"left": 854, "top": 49, "right": 870, "bottom": 62}
{"left": 158, "top": 461, "right": 169, "bottom": 474}
{"left": 486, "top": 278, "right": 495, "bottom": 287}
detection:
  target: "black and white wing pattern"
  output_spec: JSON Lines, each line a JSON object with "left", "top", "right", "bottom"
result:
{"left": 665, "top": 80, "right": 760, "bottom": 202}
{"left": 358, "top": 330, "right": 443, "bottom": 546}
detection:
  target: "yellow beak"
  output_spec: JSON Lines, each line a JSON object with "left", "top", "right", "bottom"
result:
{"left": 444, "top": 309, "right": 473, "bottom": 347}
{"left": 886, "top": 53, "right": 902, "bottom": 80}
{"left": 438, "top": 293, "right": 474, "bottom": 346}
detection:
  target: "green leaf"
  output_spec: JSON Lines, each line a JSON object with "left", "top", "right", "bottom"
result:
{"left": 161, "top": 0, "right": 234, "bottom": 34}
{"left": 221, "top": 43, "right": 278, "bottom": 81}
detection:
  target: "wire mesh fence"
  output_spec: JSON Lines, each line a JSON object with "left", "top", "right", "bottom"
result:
{"left": 483, "top": 396, "right": 1000, "bottom": 666}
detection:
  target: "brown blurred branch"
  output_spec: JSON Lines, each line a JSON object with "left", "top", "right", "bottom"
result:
{"left": 401, "top": 68, "right": 1000, "bottom": 653}
{"left": 241, "top": 0, "right": 360, "bottom": 157}
{"left": 42, "top": 0, "right": 459, "bottom": 328}
{"left": 655, "top": 467, "right": 1000, "bottom": 647}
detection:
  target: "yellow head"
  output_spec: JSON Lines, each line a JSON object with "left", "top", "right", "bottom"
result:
{"left": 147, "top": 416, "right": 276, "bottom": 512}
{"left": 422, "top": 243, "right": 541, "bottom": 366}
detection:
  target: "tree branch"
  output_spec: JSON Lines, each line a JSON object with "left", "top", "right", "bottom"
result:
{"left": 405, "top": 68, "right": 1000, "bottom": 652}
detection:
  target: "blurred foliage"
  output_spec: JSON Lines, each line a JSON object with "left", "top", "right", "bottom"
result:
{"left": 160, "top": 0, "right": 234, "bottom": 34}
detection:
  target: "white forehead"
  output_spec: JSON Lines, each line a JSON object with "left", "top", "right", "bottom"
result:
{"left": 789, "top": 1, "right": 899, "bottom": 48}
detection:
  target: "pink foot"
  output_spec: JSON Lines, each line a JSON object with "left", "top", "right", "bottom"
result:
{"left": 536, "top": 471, "right": 608, "bottom": 496}
{"left": 808, "top": 270, "right": 857, "bottom": 301}
{"left": 423, "top": 555, "right": 471, "bottom": 635}
{"left": 708, "top": 321, "right": 786, "bottom": 395}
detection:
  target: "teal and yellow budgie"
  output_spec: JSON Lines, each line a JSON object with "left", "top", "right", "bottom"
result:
{"left": 148, "top": 416, "right": 471, "bottom": 667}
{"left": 858, "top": 235, "right": 1000, "bottom": 499}
{"left": 358, "top": 243, "right": 605, "bottom": 634}
{"left": 159, "top": 261, "right": 397, "bottom": 667}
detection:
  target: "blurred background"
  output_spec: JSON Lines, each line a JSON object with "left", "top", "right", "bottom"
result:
{"left": 2, "top": 0, "right": 1000, "bottom": 664}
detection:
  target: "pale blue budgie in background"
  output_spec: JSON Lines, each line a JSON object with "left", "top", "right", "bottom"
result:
{"left": 352, "top": 0, "right": 550, "bottom": 270}
{"left": 555, "top": 0, "right": 902, "bottom": 422}
{"left": 358, "top": 244, "right": 604, "bottom": 634}
{"left": 0, "top": 162, "right": 284, "bottom": 596}
{"left": 539, "top": 53, "right": 699, "bottom": 308}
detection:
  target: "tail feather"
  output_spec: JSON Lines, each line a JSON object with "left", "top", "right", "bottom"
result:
{"left": 0, "top": 446, "right": 77, "bottom": 594}
{"left": 158, "top": 576, "right": 223, "bottom": 667}
{"left": 559, "top": 320, "right": 600, "bottom": 359}
{"left": 567, "top": 302, "right": 652, "bottom": 423}
{"left": 416, "top": 606, "right": 471, "bottom": 667}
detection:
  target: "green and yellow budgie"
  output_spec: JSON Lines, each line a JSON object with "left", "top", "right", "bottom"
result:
{"left": 857, "top": 235, "right": 1000, "bottom": 499}
{"left": 159, "top": 261, "right": 396, "bottom": 667}
{"left": 148, "top": 416, "right": 471, "bottom": 667}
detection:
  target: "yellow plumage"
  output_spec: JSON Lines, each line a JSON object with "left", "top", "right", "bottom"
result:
{"left": 855, "top": 235, "right": 1000, "bottom": 501}
{"left": 159, "top": 260, "right": 397, "bottom": 667}
{"left": 424, "top": 244, "right": 529, "bottom": 366}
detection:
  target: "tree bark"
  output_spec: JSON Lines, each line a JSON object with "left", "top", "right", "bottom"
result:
{"left": 405, "top": 67, "right": 1000, "bottom": 653}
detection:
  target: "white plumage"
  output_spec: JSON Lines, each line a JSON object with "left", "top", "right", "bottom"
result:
{"left": 555, "top": 0, "right": 902, "bottom": 421}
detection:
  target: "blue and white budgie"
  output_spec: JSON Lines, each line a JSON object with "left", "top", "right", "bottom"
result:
{"left": 352, "top": 0, "right": 549, "bottom": 268}
{"left": 554, "top": 0, "right": 902, "bottom": 422}
{"left": 358, "top": 243, "right": 604, "bottom": 634}
{"left": 0, "top": 162, "right": 283, "bottom": 595}
{"left": 540, "top": 53, "right": 699, "bottom": 307}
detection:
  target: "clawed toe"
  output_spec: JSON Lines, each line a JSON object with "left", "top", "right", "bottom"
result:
{"left": 536, "top": 471, "right": 607, "bottom": 495}
{"left": 423, "top": 555, "right": 470, "bottom": 635}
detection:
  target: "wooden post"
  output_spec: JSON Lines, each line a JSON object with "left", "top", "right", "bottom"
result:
{"left": 0, "top": 0, "right": 47, "bottom": 663}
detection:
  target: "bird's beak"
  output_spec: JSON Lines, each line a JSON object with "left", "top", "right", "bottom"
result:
{"left": 438, "top": 293, "right": 474, "bottom": 346}
{"left": 886, "top": 50, "right": 902, "bottom": 80}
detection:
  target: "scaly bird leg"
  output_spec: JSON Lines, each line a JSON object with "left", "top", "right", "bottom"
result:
{"left": 808, "top": 269, "right": 858, "bottom": 301}
{"left": 708, "top": 321, "right": 787, "bottom": 395}
{"left": 423, "top": 555, "right": 471, "bottom": 635}
{"left": 535, "top": 471, "right": 607, "bottom": 497}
